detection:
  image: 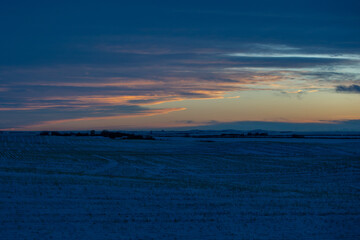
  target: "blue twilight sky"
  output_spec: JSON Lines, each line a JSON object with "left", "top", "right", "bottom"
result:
{"left": 1, "top": 0, "right": 360, "bottom": 131}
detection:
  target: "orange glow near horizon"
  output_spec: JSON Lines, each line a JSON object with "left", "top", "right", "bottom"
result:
{"left": 3, "top": 89, "right": 360, "bottom": 131}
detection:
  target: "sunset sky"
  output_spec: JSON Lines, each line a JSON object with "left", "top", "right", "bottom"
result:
{"left": 1, "top": 0, "right": 360, "bottom": 131}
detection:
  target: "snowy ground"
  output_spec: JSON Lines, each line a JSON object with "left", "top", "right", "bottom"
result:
{"left": 0, "top": 133, "right": 359, "bottom": 239}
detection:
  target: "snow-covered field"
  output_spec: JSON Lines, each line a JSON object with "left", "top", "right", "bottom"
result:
{"left": 1, "top": 133, "right": 359, "bottom": 239}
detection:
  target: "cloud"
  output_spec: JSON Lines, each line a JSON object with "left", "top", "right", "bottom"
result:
{"left": 1, "top": 40, "right": 360, "bottom": 129}
{"left": 336, "top": 84, "right": 360, "bottom": 93}
{"left": 279, "top": 89, "right": 318, "bottom": 99}
{"left": 226, "top": 52, "right": 360, "bottom": 60}
{"left": 18, "top": 107, "right": 186, "bottom": 131}
{"left": 0, "top": 104, "right": 186, "bottom": 130}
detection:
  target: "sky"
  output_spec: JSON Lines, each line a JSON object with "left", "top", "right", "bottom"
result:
{"left": 1, "top": 0, "right": 360, "bottom": 131}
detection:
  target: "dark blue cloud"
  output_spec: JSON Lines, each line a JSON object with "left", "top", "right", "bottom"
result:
{"left": 336, "top": 84, "right": 360, "bottom": 93}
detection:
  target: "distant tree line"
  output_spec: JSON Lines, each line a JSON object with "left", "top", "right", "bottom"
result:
{"left": 99, "top": 130, "right": 154, "bottom": 140}
{"left": 39, "top": 130, "right": 155, "bottom": 140}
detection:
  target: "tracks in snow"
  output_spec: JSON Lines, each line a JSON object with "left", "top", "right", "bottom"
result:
{"left": 86, "top": 155, "right": 119, "bottom": 174}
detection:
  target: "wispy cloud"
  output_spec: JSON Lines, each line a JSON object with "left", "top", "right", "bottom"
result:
{"left": 226, "top": 52, "right": 360, "bottom": 60}
{"left": 16, "top": 107, "right": 186, "bottom": 130}
{"left": 0, "top": 104, "right": 186, "bottom": 130}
